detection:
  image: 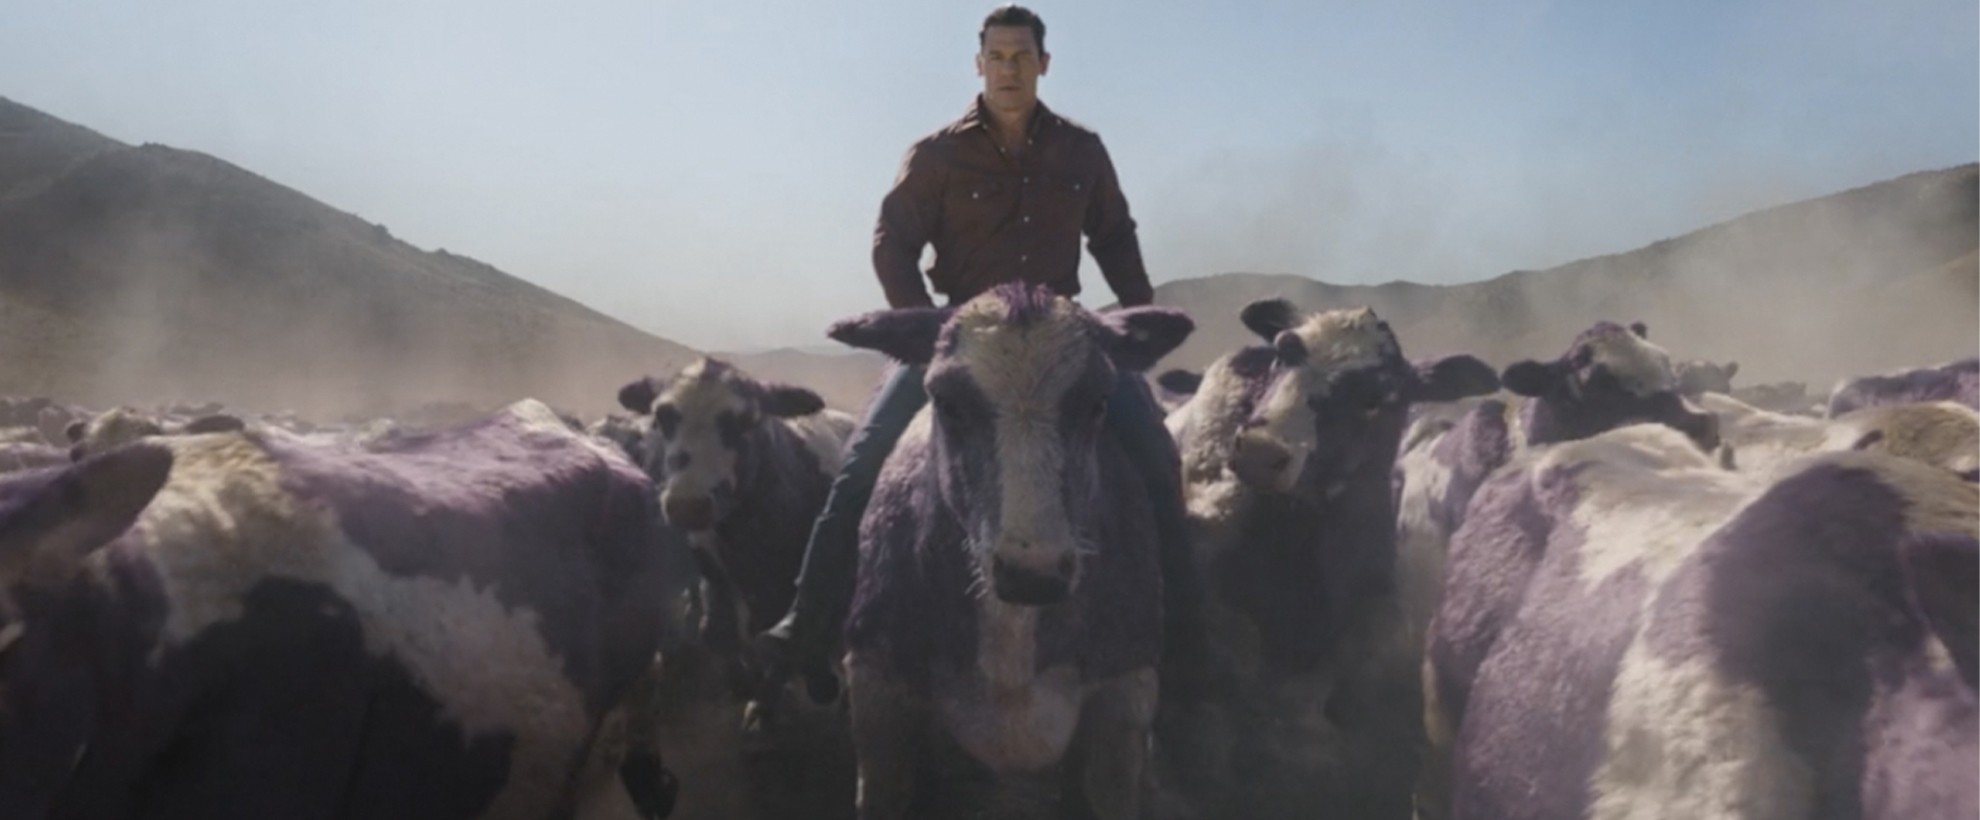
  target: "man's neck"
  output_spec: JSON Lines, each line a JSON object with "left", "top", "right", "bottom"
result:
{"left": 986, "top": 102, "right": 1037, "bottom": 152}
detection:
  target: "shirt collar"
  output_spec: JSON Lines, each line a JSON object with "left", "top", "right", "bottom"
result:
{"left": 960, "top": 95, "right": 1055, "bottom": 137}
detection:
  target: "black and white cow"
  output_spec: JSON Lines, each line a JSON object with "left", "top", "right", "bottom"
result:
{"left": 0, "top": 399, "right": 679, "bottom": 820}
{"left": 1827, "top": 357, "right": 1980, "bottom": 418}
{"left": 617, "top": 358, "right": 854, "bottom": 658}
{"left": 834, "top": 284, "right": 1191, "bottom": 819}
{"left": 1421, "top": 423, "right": 1976, "bottom": 820}
{"left": 1157, "top": 298, "right": 1498, "bottom": 819}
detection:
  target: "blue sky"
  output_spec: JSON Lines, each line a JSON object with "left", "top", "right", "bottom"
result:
{"left": 3, "top": 0, "right": 1974, "bottom": 351}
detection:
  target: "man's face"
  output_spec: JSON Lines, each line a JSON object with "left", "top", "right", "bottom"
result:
{"left": 976, "top": 25, "right": 1048, "bottom": 116}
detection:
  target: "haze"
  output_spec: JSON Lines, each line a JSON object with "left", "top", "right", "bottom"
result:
{"left": 3, "top": 0, "right": 1973, "bottom": 352}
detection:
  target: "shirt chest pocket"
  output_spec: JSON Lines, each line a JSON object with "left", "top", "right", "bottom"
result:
{"left": 947, "top": 175, "right": 1009, "bottom": 216}
{"left": 1034, "top": 174, "right": 1092, "bottom": 226}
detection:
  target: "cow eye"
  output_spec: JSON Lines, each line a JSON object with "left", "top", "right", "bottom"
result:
{"left": 653, "top": 406, "right": 681, "bottom": 438}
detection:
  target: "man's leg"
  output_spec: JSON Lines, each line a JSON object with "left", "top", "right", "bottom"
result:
{"left": 1107, "top": 371, "right": 1210, "bottom": 701}
{"left": 758, "top": 363, "right": 929, "bottom": 673}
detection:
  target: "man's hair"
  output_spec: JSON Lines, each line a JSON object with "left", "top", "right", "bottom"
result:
{"left": 979, "top": 5, "right": 1046, "bottom": 53}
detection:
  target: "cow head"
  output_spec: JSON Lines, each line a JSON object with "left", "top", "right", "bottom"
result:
{"left": 829, "top": 284, "right": 1193, "bottom": 606}
{"left": 1230, "top": 300, "right": 1499, "bottom": 495}
{"left": 1502, "top": 321, "right": 1720, "bottom": 452}
{"left": 1675, "top": 359, "right": 1738, "bottom": 398}
{"left": 618, "top": 358, "right": 825, "bottom": 532}
{"left": 0, "top": 444, "right": 173, "bottom": 808}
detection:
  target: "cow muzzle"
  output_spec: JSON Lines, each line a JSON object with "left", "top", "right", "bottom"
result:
{"left": 1232, "top": 430, "right": 1301, "bottom": 493}
{"left": 990, "top": 552, "right": 1075, "bottom": 606}
{"left": 661, "top": 493, "right": 717, "bottom": 531}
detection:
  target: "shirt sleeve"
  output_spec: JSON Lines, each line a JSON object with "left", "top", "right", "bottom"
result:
{"left": 1083, "top": 136, "right": 1154, "bottom": 308}
{"left": 872, "top": 140, "right": 943, "bottom": 309}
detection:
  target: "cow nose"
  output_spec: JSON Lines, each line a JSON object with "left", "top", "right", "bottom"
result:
{"left": 662, "top": 494, "right": 716, "bottom": 531}
{"left": 1231, "top": 432, "right": 1294, "bottom": 489}
{"left": 990, "top": 555, "right": 1071, "bottom": 606}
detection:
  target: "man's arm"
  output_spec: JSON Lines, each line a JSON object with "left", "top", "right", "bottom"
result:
{"left": 872, "top": 141, "right": 944, "bottom": 309}
{"left": 1084, "top": 137, "right": 1154, "bottom": 308}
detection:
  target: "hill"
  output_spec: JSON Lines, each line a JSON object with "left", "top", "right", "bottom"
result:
{"left": 0, "top": 96, "right": 697, "bottom": 418}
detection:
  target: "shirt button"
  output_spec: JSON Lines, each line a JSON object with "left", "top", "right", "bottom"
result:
{"left": 1022, "top": 177, "right": 1029, "bottom": 184}
{"left": 1020, "top": 254, "right": 1028, "bottom": 263}
{"left": 1022, "top": 215, "right": 1030, "bottom": 223}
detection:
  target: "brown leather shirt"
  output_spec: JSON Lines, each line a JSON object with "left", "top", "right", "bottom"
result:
{"left": 872, "top": 97, "right": 1153, "bottom": 309}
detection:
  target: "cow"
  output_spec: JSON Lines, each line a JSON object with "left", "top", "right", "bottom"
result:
{"left": 1154, "top": 298, "right": 1498, "bottom": 819}
{"left": 616, "top": 358, "right": 858, "bottom": 819}
{"left": 0, "top": 399, "right": 680, "bottom": 820}
{"left": 64, "top": 405, "right": 247, "bottom": 460}
{"left": 616, "top": 358, "right": 854, "bottom": 663}
{"left": 829, "top": 283, "right": 1191, "bottom": 820}
{"left": 1701, "top": 392, "right": 1980, "bottom": 479}
{"left": 1393, "top": 320, "right": 1721, "bottom": 661}
{"left": 1827, "top": 357, "right": 1980, "bottom": 417}
{"left": 1420, "top": 422, "right": 1976, "bottom": 820}
{"left": 1675, "top": 358, "right": 1739, "bottom": 397}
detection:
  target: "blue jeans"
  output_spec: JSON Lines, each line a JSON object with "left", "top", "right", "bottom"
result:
{"left": 777, "top": 362, "right": 1204, "bottom": 687}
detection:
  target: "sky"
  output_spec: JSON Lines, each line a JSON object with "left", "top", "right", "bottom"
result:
{"left": 2, "top": 0, "right": 1975, "bottom": 352}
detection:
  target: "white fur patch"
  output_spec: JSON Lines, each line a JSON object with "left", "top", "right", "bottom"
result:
{"left": 933, "top": 593, "right": 1083, "bottom": 774}
{"left": 1549, "top": 424, "right": 1757, "bottom": 590}
{"left": 787, "top": 408, "right": 856, "bottom": 477}
{"left": 948, "top": 294, "right": 1092, "bottom": 572}
{"left": 1590, "top": 646, "right": 1813, "bottom": 820}
{"left": 1585, "top": 329, "right": 1677, "bottom": 396}
{"left": 130, "top": 433, "right": 593, "bottom": 820}
{"left": 1394, "top": 429, "right": 1456, "bottom": 646}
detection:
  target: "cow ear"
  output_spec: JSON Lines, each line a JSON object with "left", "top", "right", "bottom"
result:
{"left": 1502, "top": 359, "right": 1565, "bottom": 398}
{"left": 1629, "top": 321, "right": 1648, "bottom": 339}
{"left": 1156, "top": 369, "right": 1203, "bottom": 397}
{"left": 1227, "top": 345, "right": 1277, "bottom": 380}
{"left": 618, "top": 377, "right": 663, "bottom": 415}
{"left": 182, "top": 414, "right": 245, "bottom": 435}
{"left": 0, "top": 443, "right": 173, "bottom": 585}
{"left": 1102, "top": 307, "right": 1195, "bottom": 373}
{"left": 1240, "top": 298, "right": 1301, "bottom": 341}
{"left": 1724, "top": 361, "right": 1739, "bottom": 380}
{"left": 1899, "top": 533, "right": 1978, "bottom": 687}
{"left": 758, "top": 384, "right": 826, "bottom": 418}
{"left": 827, "top": 307, "right": 950, "bottom": 365}
{"left": 1273, "top": 331, "right": 1308, "bottom": 366}
{"left": 1409, "top": 355, "right": 1500, "bottom": 403}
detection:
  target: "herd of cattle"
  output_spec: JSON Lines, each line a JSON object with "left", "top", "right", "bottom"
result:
{"left": 0, "top": 281, "right": 1973, "bottom": 820}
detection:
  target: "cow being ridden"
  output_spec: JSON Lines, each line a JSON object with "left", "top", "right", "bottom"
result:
{"left": 0, "top": 399, "right": 681, "bottom": 820}
{"left": 616, "top": 357, "right": 858, "bottom": 820}
{"left": 1153, "top": 298, "right": 1499, "bottom": 820}
{"left": 830, "top": 284, "right": 1191, "bottom": 820}
{"left": 1827, "top": 356, "right": 1980, "bottom": 417}
{"left": 1421, "top": 422, "right": 1976, "bottom": 820}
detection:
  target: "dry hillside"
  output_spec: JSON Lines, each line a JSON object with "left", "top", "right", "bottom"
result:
{"left": 0, "top": 96, "right": 697, "bottom": 419}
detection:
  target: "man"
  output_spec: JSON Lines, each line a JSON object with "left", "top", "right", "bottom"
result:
{"left": 757, "top": 4, "right": 1203, "bottom": 698}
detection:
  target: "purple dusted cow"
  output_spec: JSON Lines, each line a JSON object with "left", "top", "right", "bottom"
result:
{"left": 1827, "top": 357, "right": 1980, "bottom": 418}
{"left": 617, "top": 358, "right": 854, "bottom": 657}
{"left": 1159, "top": 299, "right": 1498, "bottom": 819}
{"left": 1420, "top": 424, "right": 1976, "bottom": 820}
{"left": 0, "top": 400, "right": 680, "bottom": 820}
{"left": 834, "top": 284, "right": 1190, "bottom": 820}
{"left": 1501, "top": 321, "right": 1720, "bottom": 453}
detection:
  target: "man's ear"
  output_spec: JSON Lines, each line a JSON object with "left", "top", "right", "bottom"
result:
{"left": 1038, "top": 51, "right": 1051, "bottom": 76}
